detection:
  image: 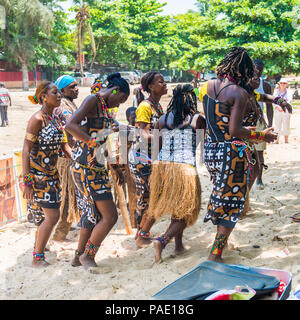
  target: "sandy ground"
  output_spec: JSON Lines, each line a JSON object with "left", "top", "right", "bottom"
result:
{"left": 0, "top": 84, "right": 300, "bottom": 300}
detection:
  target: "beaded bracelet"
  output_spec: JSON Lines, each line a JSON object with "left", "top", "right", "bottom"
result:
{"left": 88, "top": 137, "right": 98, "bottom": 148}
{"left": 250, "top": 130, "right": 265, "bottom": 141}
{"left": 23, "top": 173, "right": 33, "bottom": 187}
{"left": 274, "top": 97, "right": 285, "bottom": 106}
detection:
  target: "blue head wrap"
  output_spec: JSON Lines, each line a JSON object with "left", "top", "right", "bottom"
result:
{"left": 54, "top": 75, "right": 76, "bottom": 92}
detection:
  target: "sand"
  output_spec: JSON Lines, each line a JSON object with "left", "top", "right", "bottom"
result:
{"left": 0, "top": 84, "right": 300, "bottom": 300}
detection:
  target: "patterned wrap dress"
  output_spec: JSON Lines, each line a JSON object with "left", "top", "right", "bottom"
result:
{"left": 128, "top": 100, "right": 163, "bottom": 224}
{"left": 70, "top": 94, "right": 113, "bottom": 231}
{"left": 27, "top": 114, "right": 66, "bottom": 226}
{"left": 202, "top": 80, "right": 251, "bottom": 229}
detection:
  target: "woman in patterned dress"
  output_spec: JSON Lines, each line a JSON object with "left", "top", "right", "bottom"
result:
{"left": 65, "top": 73, "right": 130, "bottom": 269}
{"left": 22, "top": 81, "right": 71, "bottom": 268}
{"left": 201, "top": 47, "right": 278, "bottom": 263}
{"left": 128, "top": 72, "right": 168, "bottom": 248}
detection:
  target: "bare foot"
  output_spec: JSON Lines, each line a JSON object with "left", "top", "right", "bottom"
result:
{"left": 136, "top": 237, "right": 152, "bottom": 248}
{"left": 153, "top": 240, "right": 163, "bottom": 263}
{"left": 79, "top": 254, "right": 97, "bottom": 270}
{"left": 71, "top": 255, "right": 82, "bottom": 267}
{"left": 207, "top": 254, "right": 224, "bottom": 263}
{"left": 32, "top": 259, "right": 50, "bottom": 268}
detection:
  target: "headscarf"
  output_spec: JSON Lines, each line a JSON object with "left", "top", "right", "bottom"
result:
{"left": 91, "top": 78, "right": 105, "bottom": 94}
{"left": 55, "top": 75, "right": 76, "bottom": 92}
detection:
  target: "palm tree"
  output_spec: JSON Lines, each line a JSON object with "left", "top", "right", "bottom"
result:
{"left": 75, "top": 1, "right": 96, "bottom": 77}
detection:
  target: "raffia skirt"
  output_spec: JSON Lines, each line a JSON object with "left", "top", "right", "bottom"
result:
{"left": 57, "top": 157, "right": 80, "bottom": 224}
{"left": 147, "top": 161, "right": 201, "bottom": 227}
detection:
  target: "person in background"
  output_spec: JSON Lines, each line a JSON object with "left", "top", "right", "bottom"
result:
{"left": 128, "top": 72, "right": 168, "bottom": 248}
{"left": 293, "top": 82, "right": 299, "bottom": 100}
{"left": 274, "top": 78, "right": 293, "bottom": 144}
{"left": 133, "top": 87, "right": 144, "bottom": 108}
{"left": 51, "top": 75, "right": 80, "bottom": 242}
{"left": 0, "top": 83, "right": 12, "bottom": 127}
{"left": 253, "top": 60, "right": 274, "bottom": 190}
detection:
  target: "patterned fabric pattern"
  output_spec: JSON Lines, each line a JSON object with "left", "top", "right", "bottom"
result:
{"left": 204, "top": 142, "right": 248, "bottom": 228}
{"left": 27, "top": 121, "right": 64, "bottom": 226}
{"left": 159, "top": 128, "right": 197, "bottom": 167}
{"left": 202, "top": 81, "right": 249, "bottom": 229}
{"left": 71, "top": 162, "right": 112, "bottom": 230}
{"left": 128, "top": 162, "right": 152, "bottom": 224}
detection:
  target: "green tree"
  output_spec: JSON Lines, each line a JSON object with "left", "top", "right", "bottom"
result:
{"left": 117, "top": 0, "right": 177, "bottom": 70}
{"left": 1, "top": 0, "right": 55, "bottom": 90}
{"left": 176, "top": 0, "right": 300, "bottom": 76}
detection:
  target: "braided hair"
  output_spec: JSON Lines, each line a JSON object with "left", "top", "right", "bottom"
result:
{"left": 216, "top": 47, "right": 254, "bottom": 92}
{"left": 166, "top": 84, "right": 198, "bottom": 127}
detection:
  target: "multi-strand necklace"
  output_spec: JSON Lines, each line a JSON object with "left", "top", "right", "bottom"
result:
{"left": 96, "top": 94, "right": 119, "bottom": 119}
{"left": 41, "top": 106, "right": 63, "bottom": 133}
{"left": 148, "top": 97, "right": 163, "bottom": 115}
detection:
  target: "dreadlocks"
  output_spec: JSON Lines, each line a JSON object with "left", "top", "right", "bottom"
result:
{"left": 216, "top": 47, "right": 254, "bottom": 92}
{"left": 167, "top": 84, "right": 198, "bottom": 127}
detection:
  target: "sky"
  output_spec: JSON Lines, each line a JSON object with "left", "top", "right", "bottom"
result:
{"left": 60, "top": 0, "right": 198, "bottom": 15}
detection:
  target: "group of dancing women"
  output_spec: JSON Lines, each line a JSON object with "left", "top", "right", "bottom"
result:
{"left": 22, "top": 47, "right": 292, "bottom": 269}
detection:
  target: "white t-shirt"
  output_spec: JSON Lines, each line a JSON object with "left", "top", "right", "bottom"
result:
{"left": 0, "top": 88, "right": 10, "bottom": 106}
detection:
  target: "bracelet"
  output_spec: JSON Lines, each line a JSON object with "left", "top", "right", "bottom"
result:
{"left": 88, "top": 137, "right": 97, "bottom": 148}
{"left": 273, "top": 96, "right": 285, "bottom": 106}
{"left": 23, "top": 173, "right": 34, "bottom": 187}
{"left": 257, "top": 131, "right": 265, "bottom": 141}
{"left": 250, "top": 130, "right": 265, "bottom": 141}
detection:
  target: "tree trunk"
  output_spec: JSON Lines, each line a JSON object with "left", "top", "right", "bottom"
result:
{"left": 20, "top": 60, "right": 29, "bottom": 91}
{"left": 78, "top": 22, "right": 84, "bottom": 79}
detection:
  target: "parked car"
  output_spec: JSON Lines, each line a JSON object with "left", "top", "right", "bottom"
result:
{"left": 74, "top": 72, "right": 97, "bottom": 86}
{"left": 163, "top": 75, "right": 172, "bottom": 83}
{"left": 133, "top": 70, "right": 143, "bottom": 81}
{"left": 202, "top": 72, "right": 217, "bottom": 81}
{"left": 119, "top": 71, "right": 137, "bottom": 85}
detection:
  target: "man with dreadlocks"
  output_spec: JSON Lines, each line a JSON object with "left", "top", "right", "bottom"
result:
{"left": 201, "top": 47, "right": 279, "bottom": 263}
{"left": 147, "top": 84, "right": 206, "bottom": 263}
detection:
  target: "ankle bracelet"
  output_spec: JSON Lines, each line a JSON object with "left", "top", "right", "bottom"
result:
{"left": 155, "top": 236, "right": 169, "bottom": 249}
{"left": 85, "top": 240, "right": 100, "bottom": 260}
{"left": 137, "top": 229, "right": 150, "bottom": 239}
{"left": 33, "top": 252, "right": 45, "bottom": 261}
{"left": 75, "top": 249, "right": 83, "bottom": 256}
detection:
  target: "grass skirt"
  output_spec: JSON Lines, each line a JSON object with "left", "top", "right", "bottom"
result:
{"left": 57, "top": 157, "right": 80, "bottom": 224}
{"left": 147, "top": 161, "right": 201, "bottom": 227}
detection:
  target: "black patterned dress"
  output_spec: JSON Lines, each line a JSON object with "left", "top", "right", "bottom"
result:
{"left": 27, "top": 115, "right": 66, "bottom": 226}
{"left": 128, "top": 100, "right": 163, "bottom": 224}
{"left": 202, "top": 80, "right": 252, "bottom": 229}
{"left": 70, "top": 95, "right": 113, "bottom": 231}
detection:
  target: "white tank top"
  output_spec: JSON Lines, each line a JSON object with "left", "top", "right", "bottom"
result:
{"left": 255, "top": 78, "right": 265, "bottom": 111}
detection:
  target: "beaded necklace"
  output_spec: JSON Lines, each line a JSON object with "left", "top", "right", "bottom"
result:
{"left": 221, "top": 75, "right": 237, "bottom": 84}
{"left": 96, "top": 94, "right": 119, "bottom": 119}
{"left": 41, "top": 106, "right": 63, "bottom": 133}
{"left": 148, "top": 97, "right": 163, "bottom": 115}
